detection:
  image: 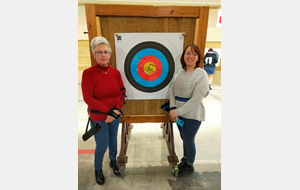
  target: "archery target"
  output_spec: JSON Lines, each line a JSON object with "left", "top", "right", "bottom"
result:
{"left": 115, "top": 33, "right": 183, "bottom": 100}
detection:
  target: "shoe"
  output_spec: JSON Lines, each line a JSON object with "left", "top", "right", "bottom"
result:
{"left": 178, "top": 157, "right": 187, "bottom": 170}
{"left": 110, "top": 161, "right": 121, "bottom": 177}
{"left": 178, "top": 162, "right": 194, "bottom": 177}
{"left": 95, "top": 169, "right": 105, "bottom": 185}
{"left": 209, "top": 84, "right": 212, "bottom": 90}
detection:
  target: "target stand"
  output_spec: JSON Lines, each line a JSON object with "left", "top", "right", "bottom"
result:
{"left": 84, "top": 4, "right": 210, "bottom": 178}
{"left": 114, "top": 33, "right": 182, "bottom": 178}
{"left": 117, "top": 118, "right": 179, "bottom": 178}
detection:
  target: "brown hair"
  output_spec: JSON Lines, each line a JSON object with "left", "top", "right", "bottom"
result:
{"left": 180, "top": 44, "right": 201, "bottom": 70}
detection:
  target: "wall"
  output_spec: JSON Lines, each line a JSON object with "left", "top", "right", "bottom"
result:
{"left": 206, "top": 7, "right": 221, "bottom": 42}
{"left": 78, "top": 4, "right": 221, "bottom": 84}
{"left": 78, "top": 5, "right": 89, "bottom": 82}
{"left": 206, "top": 7, "right": 221, "bottom": 85}
{"left": 78, "top": 0, "right": 221, "bottom": 7}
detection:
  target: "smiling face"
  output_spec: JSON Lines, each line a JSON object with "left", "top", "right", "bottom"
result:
{"left": 93, "top": 44, "right": 111, "bottom": 67}
{"left": 184, "top": 46, "right": 199, "bottom": 69}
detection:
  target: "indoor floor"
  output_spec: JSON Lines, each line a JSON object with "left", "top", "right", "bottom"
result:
{"left": 78, "top": 83, "right": 221, "bottom": 190}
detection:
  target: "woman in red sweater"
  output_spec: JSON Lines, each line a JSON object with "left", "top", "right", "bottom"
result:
{"left": 81, "top": 36, "right": 126, "bottom": 185}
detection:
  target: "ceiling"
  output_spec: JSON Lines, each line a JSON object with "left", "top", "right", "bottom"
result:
{"left": 78, "top": 0, "right": 221, "bottom": 7}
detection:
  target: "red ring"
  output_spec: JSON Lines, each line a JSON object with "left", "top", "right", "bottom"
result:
{"left": 136, "top": 55, "right": 162, "bottom": 81}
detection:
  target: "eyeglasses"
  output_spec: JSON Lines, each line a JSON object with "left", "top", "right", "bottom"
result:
{"left": 95, "top": 51, "right": 111, "bottom": 56}
{"left": 185, "top": 52, "right": 198, "bottom": 56}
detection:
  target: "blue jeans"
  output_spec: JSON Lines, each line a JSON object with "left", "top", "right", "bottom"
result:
{"left": 90, "top": 117, "right": 120, "bottom": 170}
{"left": 176, "top": 116, "right": 201, "bottom": 165}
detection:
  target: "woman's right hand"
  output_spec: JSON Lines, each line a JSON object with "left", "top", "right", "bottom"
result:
{"left": 169, "top": 110, "right": 178, "bottom": 122}
{"left": 105, "top": 109, "right": 120, "bottom": 123}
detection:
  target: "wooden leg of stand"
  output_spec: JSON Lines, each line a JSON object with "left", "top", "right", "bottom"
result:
{"left": 162, "top": 121, "right": 179, "bottom": 177}
{"left": 117, "top": 120, "right": 131, "bottom": 179}
{"left": 160, "top": 123, "right": 166, "bottom": 138}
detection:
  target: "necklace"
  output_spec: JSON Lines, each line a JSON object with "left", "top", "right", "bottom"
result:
{"left": 98, "top": 67, "right": 109, "bottom": 74}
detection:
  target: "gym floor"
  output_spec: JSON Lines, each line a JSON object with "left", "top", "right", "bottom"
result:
{"left": 78, "top": 84, "right": 221, "bottom": 190}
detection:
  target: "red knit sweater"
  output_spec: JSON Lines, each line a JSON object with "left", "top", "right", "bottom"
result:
{"left": 81, "top": 64, "right": 126, "bottom": 121}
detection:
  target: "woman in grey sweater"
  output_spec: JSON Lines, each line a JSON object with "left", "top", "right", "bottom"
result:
{"left": 169, "top": 44, "right": 210, "bottom": 177}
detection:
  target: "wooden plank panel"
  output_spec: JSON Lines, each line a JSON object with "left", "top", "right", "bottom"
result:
{"left": 96, "top": 16, "right": 101, "bottom": 36}
{"left": 95, "top": 5, "right": 200, "bottom": 18}
{"left": 202, "top": 7, "right": 210, "bottom": 68}
{"left": 193, "top": 19, "right": 199, "bottom": 44}
{"left": 121, "top": 99, "right": 168, "bottom": 115}
{"left": 98, "top": 16, "right": 196, "bottom": 116}
{"left": 181, "top": 18, "right": 195, "bottom": 48}
{"left": 84, "top": 4, "right": 210, "bottom": 119}
{"left": 121, "top": 115, "right": 170, "bottom": 123}
{"left": 100, "top": 16, "right": 195, "bottom": 72}
{"left": 85, "top": 4, "right": 97, "bottom": 66}
{"left": 162, "top": 18, "right": 169, "bottom": 32}
{"left": 197, "top": 7, "right": 210, "bottom": 68}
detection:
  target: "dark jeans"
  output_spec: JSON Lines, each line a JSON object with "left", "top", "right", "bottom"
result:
{"left": 177, "top": 116, "right": 201, "bottom": 165}
{"left": 90, "top": 117, "right": 120, "bottom": 170}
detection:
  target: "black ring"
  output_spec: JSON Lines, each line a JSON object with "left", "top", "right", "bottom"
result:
{"left": 124, "top": 41, "right": 175, "bottom": 93}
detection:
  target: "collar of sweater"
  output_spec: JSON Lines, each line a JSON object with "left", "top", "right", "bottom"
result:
{"left": 96, "top": 63, "right": 110, "bottom": 72}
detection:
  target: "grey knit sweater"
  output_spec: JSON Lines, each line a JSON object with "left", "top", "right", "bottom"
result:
{"left": 169, "top": 68, "right": 209, "bottom": 121}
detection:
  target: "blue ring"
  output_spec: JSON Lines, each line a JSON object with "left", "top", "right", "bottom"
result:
{"left": 130, "top": 48, "right": 168, "bottom": 87}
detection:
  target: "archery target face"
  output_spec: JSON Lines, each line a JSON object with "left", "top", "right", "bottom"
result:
{"left": 115, "top": 33, "right": 184, "bottom": 99}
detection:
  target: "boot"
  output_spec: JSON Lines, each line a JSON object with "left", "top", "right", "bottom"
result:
{"left": 178, "top": 157, "right": 187, "bottom": 170}
{"left": 95, "top": 169, "right": 105, "bottom": 185}
{"left": 178, "top": 162, "right": 194, "bottom": 177}
{"left": 110, "top": 161, "right": 121, "bottom": 177}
